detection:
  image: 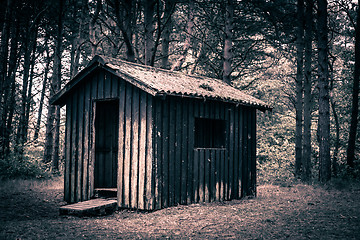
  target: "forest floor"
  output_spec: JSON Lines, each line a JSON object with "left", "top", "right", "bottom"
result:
{"left": 1, "top": 177, "right": 360, "bottom": 240}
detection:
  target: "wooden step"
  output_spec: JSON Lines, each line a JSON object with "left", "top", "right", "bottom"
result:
{"left": 94, "top": 188, "right": 117, "bottom": 198}
{"left": 59, "top": 198, "right": 117, "bottom": 216}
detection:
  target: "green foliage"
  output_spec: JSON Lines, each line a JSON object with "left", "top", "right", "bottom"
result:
{"left": 1, "top": 0, "right": 358, "bottom": 184}
{"left": 257, "top": 111, "right": 296, "bottom": 184}
{"left": 237, "top": 47, "right": 298, "bottom": 184}
{"left": 0, "top": 149, "right": 51, "bottom": 180}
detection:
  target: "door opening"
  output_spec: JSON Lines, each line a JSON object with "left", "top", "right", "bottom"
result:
{"left": 94, "top": 100, "right": 119, "bottom": 189}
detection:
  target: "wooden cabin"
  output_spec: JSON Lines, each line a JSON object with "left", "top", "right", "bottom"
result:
{"left": 51, "top": 55, "right": 271, "bottom": 211}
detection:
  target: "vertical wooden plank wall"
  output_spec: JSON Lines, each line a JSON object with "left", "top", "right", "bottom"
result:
{"left": 115, "top": 81, "right": 155, "bottom": 210}
{"left": 70, "top": 91, "right": 77, "bottom": 203}
{"left": 65, "top": 70, "right": 155, "bottom": 210}
{"left": 64, "top": 100, "right": 71, "bottom": 202}
{"left": 249, "top": 108, "right": 257, "bottom": 196}
{"left": 64, "top": 69, "right": 256, "bottom": 210}
{"left": 153, "top": 97, "right": 257, "bottom": 209}
{"left": 64, "top": 71, "right": 95, "bottom": 203}
{"left": 117, "top": 80, "right": 125, "bottom": 207}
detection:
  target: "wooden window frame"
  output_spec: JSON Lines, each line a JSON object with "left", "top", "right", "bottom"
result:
{"left": 194, "top": 117, "right": 226, "bottom": 149}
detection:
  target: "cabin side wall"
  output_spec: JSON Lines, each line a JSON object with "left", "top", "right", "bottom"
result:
{"left": 64, "top": 69, "right": 155, "bottom": 210}
{"left": 116, "top": 78, "right": 155, "bottom": 210}
{"left": 152, "top": 97, "right": 256, "bottom": 209}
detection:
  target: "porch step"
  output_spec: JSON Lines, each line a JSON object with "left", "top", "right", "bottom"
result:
{"left": 59, "top": 198, "right": 117, "bottom": 216}
{"left": 94, "top": 188, "right": 117, "bottom": 198}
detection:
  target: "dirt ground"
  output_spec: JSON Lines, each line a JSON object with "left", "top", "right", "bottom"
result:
{"left": 1, "top": 178, "right": 360, "bottom": 239}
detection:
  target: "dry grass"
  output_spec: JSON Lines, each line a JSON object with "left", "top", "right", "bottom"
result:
{"left": 0, "top": 176, "right": 63, "bottom": 192}
{"left": 1, "top": 178, "right": 359, "bottom": 239}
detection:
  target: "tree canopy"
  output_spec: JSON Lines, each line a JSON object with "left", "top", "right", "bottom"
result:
{"left": 0, "top": 0, "right": 359, "bottom": 181}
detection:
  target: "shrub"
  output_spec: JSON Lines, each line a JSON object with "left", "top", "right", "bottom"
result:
{"left": 0, "top": 153, "right": 51, "bottom": 180}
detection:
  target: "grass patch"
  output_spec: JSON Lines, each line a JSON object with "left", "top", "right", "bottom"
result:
{"left": 0, "top": 176, "right": 63, "bottom": 192}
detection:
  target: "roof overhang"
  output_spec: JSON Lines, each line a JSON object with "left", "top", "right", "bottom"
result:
{"left": 51, "top": 55, "right": 272, "bottom": 111}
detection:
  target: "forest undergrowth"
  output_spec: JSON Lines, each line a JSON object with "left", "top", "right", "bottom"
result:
{"left": 1, "top": 177, "right": 359, "bottom": 239}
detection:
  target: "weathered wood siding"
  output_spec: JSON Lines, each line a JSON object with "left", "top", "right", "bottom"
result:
{"left": 117, "top": 81, "right": 154, "bottom": 210}
{"left": 153, "top": 97, "right": 256, "bottom": 209}
{"left": 64, "top": 68, "right": 256, "bottom": 211}
{"left": 64, "top": 69, "right": 155, "bottom": 210}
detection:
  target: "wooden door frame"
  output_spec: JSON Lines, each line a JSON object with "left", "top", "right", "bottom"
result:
{"left": 90, "top": 98, "right": 120, "bottom": 196}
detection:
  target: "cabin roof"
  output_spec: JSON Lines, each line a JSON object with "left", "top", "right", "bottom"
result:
{"left": 51, "top": 55, "right": 271, "bottom": 110}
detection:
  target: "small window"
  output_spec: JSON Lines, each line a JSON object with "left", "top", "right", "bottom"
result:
{"left": 195, "top": 118, "right": 226, "bottom": 148}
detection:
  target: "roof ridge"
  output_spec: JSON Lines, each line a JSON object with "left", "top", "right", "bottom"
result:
{"left": 66, "top": 55, "right": 272, "bottom": 111}
{"left": 97, "top": 55, "right": 232, "bottom": 86}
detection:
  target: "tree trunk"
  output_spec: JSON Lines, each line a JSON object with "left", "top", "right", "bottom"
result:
{"left": 191, "top": 39, "right": 207, "bottom": 74}
{"left": 1, "top": 16, "right": 18, "bottom": 157}
{"left": 329, "top": 38, "right": 339, "bottom": 177}
{"left": 69, "top": 0, "right": 87, "bottom": 78}
{"left": 330, "top": 96, "right": 339, "bottom": 177}
{"left": 222, "top": 0, "right": 234, "bottom": 84}
{"left": 302, "top": 0, "right": 313, "bottom": 182}
{"left": 24, "top": 30, "right": 38, "bottom": 140}
{"left": 114, "top": 0, "right": 135, "bottom": 62}
{"left": 16, "top": 26, "right": 36, "bottom": 156}
{"left": 317, "top": 0, "right": 331, "bottom": 182}
{"left": 346, "top": 2, "right": 360, "bottom": 170}
{"left": 0, "top": 0, "right": 12, "bottom": 97}
{"left": 69, "top": 37, "right": 79, "bottom": 78}
{"left": 295, "top": 0, "right": 304, "bottom": 178}
{"left": 171, "top": 0, "right": 194, "bottom": 71}
{"left": 52, "top": 107, "right": 61, "bottom": 172}
{"left": 0, "top": 0, "right": 12, "bottom": 156}
{"left": 43, "top": 0, "right": 64, "bottom": 170}
{"left": 144, "top": 0, "right": 156, "bottom": 66}
{"left": 5, "top": 77, "right": 16, "bottom": 157}
{"left": 89, "top": 0, "right": 102, "bottom": 57}
{"left": 43, "top": 108, "right": 55, "bottom": 164}
{"left": 161, "top": 0, "right": 175, "bottom": 69}
{"left": 34, "top": 40, "right": 51, "bottom": 141}
{"left": 150, "top": 0, "right": 166, "bottom": 66}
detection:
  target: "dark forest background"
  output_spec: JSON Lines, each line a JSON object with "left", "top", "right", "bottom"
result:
{"left": 0, "top": 0, "right": 359, "bottom": 183}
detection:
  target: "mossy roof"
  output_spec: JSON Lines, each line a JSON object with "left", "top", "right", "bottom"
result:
{"left": 51, "top": 55, "right": 271, "bottom": 111}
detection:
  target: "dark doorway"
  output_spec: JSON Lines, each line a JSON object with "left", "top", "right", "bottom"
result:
{"left": 94, "top": 100, "right": 119, "bottom": 188}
